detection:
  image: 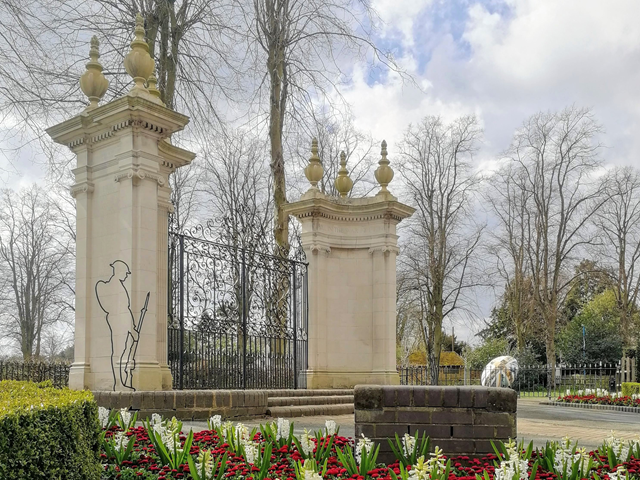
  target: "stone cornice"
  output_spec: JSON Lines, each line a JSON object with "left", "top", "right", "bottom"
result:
{"left": 158, "top": 138, "right": 196, "bottom": 170}
{"left": 46, "top": 95, "right": 190, "bottom": 149}
{"left": 284, "top": 193, "right": 415, "bottom": 223}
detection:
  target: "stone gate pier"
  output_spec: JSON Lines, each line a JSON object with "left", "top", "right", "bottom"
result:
{"left": 47, "top": 16, "right": 195, "bottom": 392}
{"left": 285, "top": 140, "right": 414, "bottom": 389}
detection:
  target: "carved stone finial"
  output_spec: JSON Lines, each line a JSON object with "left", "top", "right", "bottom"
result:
{"left": 124, "top": 13, "right": 155, "bottom": 94}
{"left": 147, "top": 70, "right": 164, "bottom": 105}
{"left": 334, "top": 151, "right": 353, "bottom": 198}
{"left": 304, "top": 137, "right": 324, "bottom": 188}
{"left": 375, "top": 140, "right": 394, "bottom": 193}
{"left": 79, "top": 36, "right": 109, "bottom": 111}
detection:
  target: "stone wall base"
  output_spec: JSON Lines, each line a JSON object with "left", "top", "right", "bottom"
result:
{"left": 307, "top": 371, "right": 400, "bottom": 389}
{"left": 355, "top": 385, "right": 517, "bottom": 462}
{"left": 93, "top": 390, "right": 269, "bottom": 420}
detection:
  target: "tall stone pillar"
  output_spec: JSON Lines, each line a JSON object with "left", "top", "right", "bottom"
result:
{"left": 46, "top": 17, "right": 195, "bottom": 391}
{"left": 284, "top": 140, "right": 414, "bottom": 389}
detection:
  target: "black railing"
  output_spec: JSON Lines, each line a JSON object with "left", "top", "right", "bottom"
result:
{"left": 0, "top": 360, "right": 70, "bottom": 388}
{"left": 168, "top": 226, "right": 308, "bottom": 390}
{"left": 398, "top": 363, "right": 620, "bottom": 397}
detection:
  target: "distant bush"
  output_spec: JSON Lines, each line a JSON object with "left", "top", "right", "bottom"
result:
{"left": 621, "top": 382, "right": 640, "bottom": 397}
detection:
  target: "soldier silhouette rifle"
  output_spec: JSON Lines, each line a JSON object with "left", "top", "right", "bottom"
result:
{"left": 95, "top": 260, "right": 150, "bottom": 391}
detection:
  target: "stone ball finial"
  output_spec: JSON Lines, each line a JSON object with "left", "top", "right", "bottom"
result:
{"left": 79, "top": 36, "right": 109, "bottom": 111}
{"left": 375, "top": 140, "right": 394, "bottom": 193}
{"left": 304, "top": 137, "right": 324, "bottom": 188}
{"left": 124, "top": 13, "right": 155, "bottom": 94}
{"left": 334, "top": 151, "right": 353, "bottom": 198}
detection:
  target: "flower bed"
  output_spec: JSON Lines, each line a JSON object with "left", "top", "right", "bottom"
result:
{"left": 557, "top": 388, "right": 640, "bottom": 407}
{"left": 97, "top": 407, "right": 640, "bottom": 480}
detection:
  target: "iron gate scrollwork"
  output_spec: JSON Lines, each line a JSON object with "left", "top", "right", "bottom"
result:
{"left": 168, "top": 224, "right": 308, "bottom": 390}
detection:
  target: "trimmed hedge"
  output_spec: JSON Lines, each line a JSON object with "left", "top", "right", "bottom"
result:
{"left": 0, "top": 380, "right": 102, "bottom": 480}
{"left": 621, "top": 382, "right": 640, "bottom": 397}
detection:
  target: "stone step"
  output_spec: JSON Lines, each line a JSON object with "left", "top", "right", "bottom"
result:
{"left": 266, "top": 403, "right": 354, "bottom": 418}
{"left": 268, "top": 395, "right": 354, "bottom": 407}
{"left": 264, "top": 389, "right": 354, "bottom": 398}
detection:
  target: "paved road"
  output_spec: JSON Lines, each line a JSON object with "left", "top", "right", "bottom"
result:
{"left": 183, "top": 398, "right": 640, "bottom": 448}
{"left": 517, "top": 397, "right": 640, "bottom": 448}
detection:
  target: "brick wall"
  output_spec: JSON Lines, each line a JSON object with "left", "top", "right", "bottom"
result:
{"left": 354, "top": 385, "right": 516, "bottom": 462}
{"left": 93, "top": 390, "right": 269, "bottom": 420}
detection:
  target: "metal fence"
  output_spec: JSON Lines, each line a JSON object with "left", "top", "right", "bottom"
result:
{"left": 398, "top": 363, "right": 620, "bottom": 397}
{"left": 168, "top": 226, "right": 308, "bottom": 390}
{"left": 0, "top": 360, "right": 70, "bottom": 388}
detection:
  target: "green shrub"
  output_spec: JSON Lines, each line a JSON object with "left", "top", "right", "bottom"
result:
{"left": 0, "top": 380, "right": 102, "bottom": 480}
{"left": 621, "top": 382, "right": 640, "bottom": 397}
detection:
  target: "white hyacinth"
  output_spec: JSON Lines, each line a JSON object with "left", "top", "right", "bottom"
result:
{"left": 242, "top": 439, "right": 260, "bottom": 464}
{"left": 236, "top": 422, "right": 250, "bottom": 441}
{"left": 195, "top": 449, "right": 214, "bottom": 478}
{"left": 210, "top": 415, "right": 222, "bottom": 429}
{"left": 300, "top": 429, "right": 315, "bottom": 456}
{"left": 113, "top": 431, "right": 129, "bottom": 452}
{"left": 98, "top": 406, "right": 110, "bottom": 428}
{"left": 151, "top": 413, "right": 163, "bottom": 426}
{"left": 325, "top": 420, "right": 337, "bottom": 436}
{"left": 493, "top": 440, "right": 529, "bottom": 480}
{"left": 402, "top": 433, "right": 416, "bottom": 457}
{"left": 301, "top": 459, "right": 323, "bottom": 480}
{"left": 277, "top": 418, "right": 290, "bottom": 441}
{"left": 120, "top": 408, "right": 132, "bottom": 427}
{"left": 355, "top": 434, "right": 374, "bottom": 465}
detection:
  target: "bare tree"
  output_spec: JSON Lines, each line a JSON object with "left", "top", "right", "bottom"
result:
{"left": 0, "top": 185, "right": 74, "bottom": 359}
{"left": 252, "top": 0, "right": 399, "bottom": 255}
{"left": 485, "top": 163, "right": 535, "bottom": 352}
{"left": 505, "top": 106, "right": 605, "bottom": 376}
{"left": 398, "top": 115, "right": 484, "bottom": 385}
{"left": 596, "top": 166, "right": 640, "bottom": 350}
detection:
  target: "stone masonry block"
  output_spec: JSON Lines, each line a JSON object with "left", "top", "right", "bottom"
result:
{"left": 458, "top": 387, "right": 475, "bottom": 408}
{"left": 384, "top": 387, "right": 396, "bottom": 407}
{"left": 355, "top": 385, "right": 384, "bottom": 410}
{"left": 141, "top": 392, "right": 156, "bottom": 410}
{"left": 355, "top": 409, "right": 396, "bottom": 423}
{"left": 443, "top": 387, "right": 459, "bottom": 407}
{"left": 496, "top": 426, "right": 517, "bottom": 438}
{"left": 412, "top": 388, "right": 426, "bottom": 407}
{"left": 427, "top": 388, "right": 443, "bottom": 407}
{"left": 408, "top": 425, "right": 451, "bottom": 438}
{"left": 355, "top": 424, "right": 375, "bottom": 438}
{"left": 474, "top": 411, "right": 514, "bottom": 427}
{"left": 397, "top": 409, "right": 431, "bottom": 424}
{"left": 474, "top": 389, "right": 488, "bottom": 408}
{"left": 431, "top": 439, "right": 475, "bottom": 454}
{"left": 119, "top": 392, "right": 133, "bottom": 409}
{"left": 396, "top": 386, "right": 411, "bottom": 406}
{"left": 431, "top": 409, "right": 472, "bottom": 425}
{"left": 375, "top": 423, "right": 411, "bottom": 438}
{"left": 487, "top": 388, "right": 517, "bottom": 413}
{"left": 214, "top": 391, "right": 231, "bottom": 408}
{"left": 195, "top": 391, "right": 214, "bottom": 408}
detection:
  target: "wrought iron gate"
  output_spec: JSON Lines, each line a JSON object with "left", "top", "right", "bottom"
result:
{"left": 168, "top": 226, "right": 308, "bottom": 390}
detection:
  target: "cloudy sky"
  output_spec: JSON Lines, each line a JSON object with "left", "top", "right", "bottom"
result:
{"left": 340, "top": 0, "right": 640, "bottom": 342}
{"left": 346, "top": 0, "right": 640, "bottom": 168}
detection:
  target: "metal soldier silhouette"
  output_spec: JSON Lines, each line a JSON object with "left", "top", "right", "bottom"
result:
{"left": 95, "top": 260, "right": 150, "bottom": 391}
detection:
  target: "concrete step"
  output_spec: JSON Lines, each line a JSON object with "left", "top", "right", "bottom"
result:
{"left": 268, "top": 395, "right": 354, "bottom": 407}
{"left": 266, "top": 403, "right": 354, "bottom": 418}
{"left": 265, "top": 389, "right": 353, "bottom": 398}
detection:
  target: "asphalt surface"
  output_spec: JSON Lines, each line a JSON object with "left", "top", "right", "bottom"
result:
{"left": 182, "top": 398, "right": 640, "bottom": 449}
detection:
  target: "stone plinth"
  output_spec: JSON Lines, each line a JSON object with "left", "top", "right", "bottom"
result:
{"left": 284, "top": 189, "right": 414, "bottom": 389}
{"left": 47, "top": 95, "right": 195, "bottom": 391}
{"left": 354, "top": 385, "right": 517, "bottom": 462}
